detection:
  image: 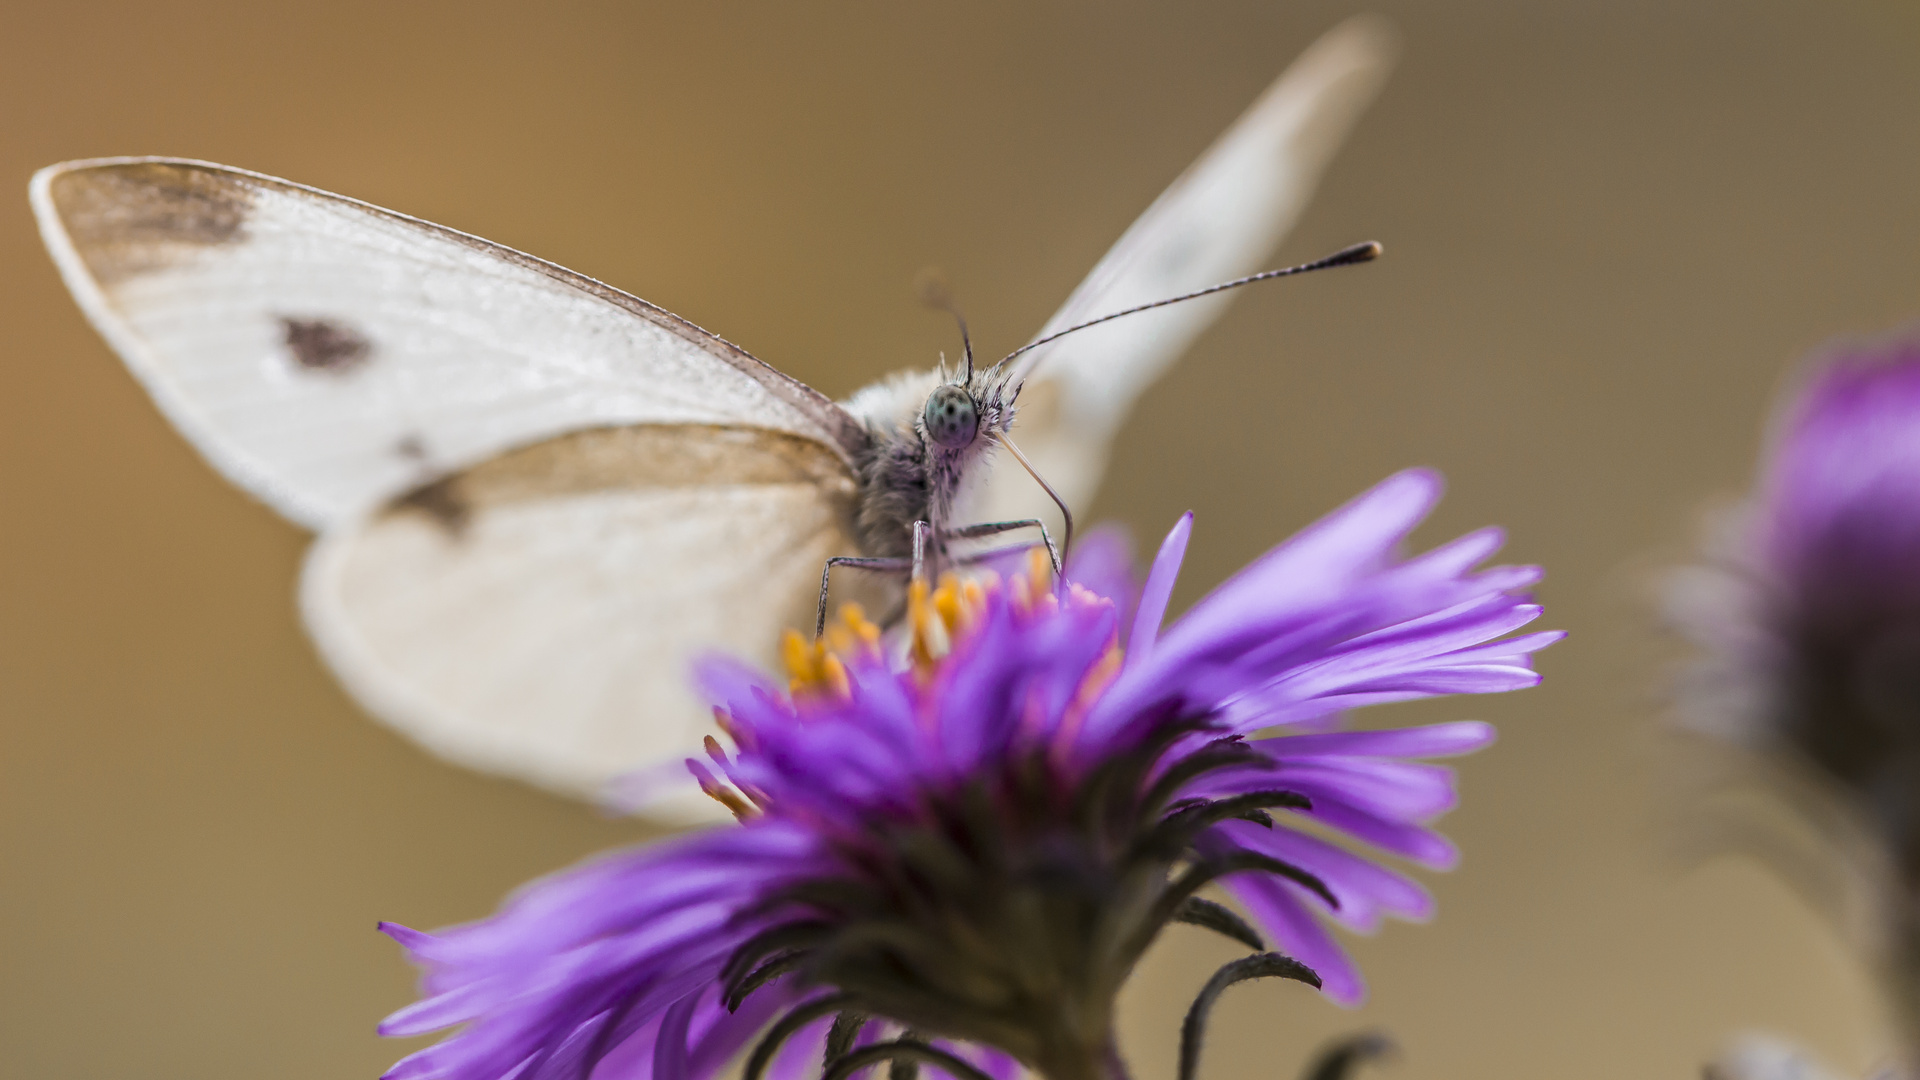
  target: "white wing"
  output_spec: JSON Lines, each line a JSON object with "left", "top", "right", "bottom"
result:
{"left": 33, "top": 158, "right": 875, "bottom": 810}
{"left": 303, "top": 424, "right": 880, "bottom": 817}
{"left": 31, "top": 158, "right": 866, "bottom": 528}
{"left": 967, "top": 16, "right": 1396, "bottom": 525}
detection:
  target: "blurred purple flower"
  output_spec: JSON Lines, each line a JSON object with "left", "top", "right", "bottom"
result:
{"left": 1669, "top": 336, "right": 1920, "bottom": 1039}
{"left": 1671, "top": 338, "right": 1920, "bottom": 795}
{"left": 379, "top": 469, "right": 1558, "bottom": 1080}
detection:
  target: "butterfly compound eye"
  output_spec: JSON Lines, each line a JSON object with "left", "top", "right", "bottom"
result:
{"left": 922, "top": 385, "right": 979, "bottom": 450}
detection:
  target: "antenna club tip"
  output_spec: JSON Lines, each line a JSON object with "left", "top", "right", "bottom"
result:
{"left": 1340, "top": 240, "right": 1383, "bottom": 263}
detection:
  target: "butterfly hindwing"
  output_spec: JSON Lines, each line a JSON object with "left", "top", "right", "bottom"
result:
{"left": 302, "top": 423, "right": 879, "bottom": 814}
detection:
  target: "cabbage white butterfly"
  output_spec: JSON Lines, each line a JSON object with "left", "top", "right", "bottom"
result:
{"left": 31, "top": 18, "right": 1393, "bottom": 816}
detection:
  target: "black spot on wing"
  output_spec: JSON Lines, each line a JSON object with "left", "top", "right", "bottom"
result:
{"left": 281, "top": 317, "right": 372, "bottom": 374}
{"left": 394, "top": 434, "right": 428, "bottom": 461}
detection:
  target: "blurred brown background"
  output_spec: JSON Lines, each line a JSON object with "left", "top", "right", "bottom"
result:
{"left": 5, "top": 2, "right": 1920, "bottom": 1078}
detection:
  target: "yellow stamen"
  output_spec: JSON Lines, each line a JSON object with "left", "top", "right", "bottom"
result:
{"left": 933, "top": 572, "right": 962, "bottom": 629}
{"left": 1028, "top": 545, "right": 1053, "bottom": 592}
{"left": 785, "top": 625, "right": 858, "bottom": 699}
{"left": 908, "top": 578, "right": 940, "bottom": 669}
{"left": 820, "top": 652, "right": 852, "bottom": 700}
{"left": 823, "top": 602, "right": 881, "bottom": 662}
{"left": 825, "top": 622, "right": 854, "bottom": 658}
{"left": 781, "top": 628, "right": 816, "bottom": 684}
{"left": 959, "top": 578, "right": 986, "bottom": 630}
{"left": 786, "top": 545, "right": 1061, "bottom": 700}
{"left": 840, "top": 603, "right": 882, "bottom": 650}
{"left": 1009, "top": 571, "right": 1032, "bottom": 616}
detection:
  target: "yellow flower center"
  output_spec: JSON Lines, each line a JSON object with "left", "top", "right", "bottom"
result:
{"left": 699, "top": 550, "right": 1118, "bottom": 817}
{"left": 780, "top": 549, "right": 1060, "bottom": 698}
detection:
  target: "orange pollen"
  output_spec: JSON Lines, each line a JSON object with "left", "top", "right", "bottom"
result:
{"left": 776, "top": 556, "right": 1085, "bottom": 707}
{"left": 820, "top": 652, "right": 851, "bottom": 699}
{"left": 825, "top": 602, "right": 883, "bottom": 658}
{"left": 711, "top": 556, "right": 1115, "bottom": 819}
{"left": 782, "top": 605, "right": 874, "bottom": 700}
{"left": 1027, "top": 544, "right": 1054, "bottom": 592}
{"left": 908, "top": 572, "right": 994, "bottom": 674}
{"left": 1008, "top": 548, "right": 1058, "bottom": 618}
{"left": 781, "top": 628, "right": 821, "bottom": 688}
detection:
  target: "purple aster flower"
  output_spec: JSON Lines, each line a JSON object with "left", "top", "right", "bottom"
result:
{"left": 379, "top": 469, "right": 1558, "bottom": 1080}
{"left": 1668, "top": 334, "right": 1920, "bottom": 1040}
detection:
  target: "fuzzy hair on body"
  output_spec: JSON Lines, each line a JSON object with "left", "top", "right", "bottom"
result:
{"left": 840, "top": 361, "right": 1020, "bottom": 559}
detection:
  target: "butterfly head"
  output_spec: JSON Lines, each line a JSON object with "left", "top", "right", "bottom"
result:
{"left": 921, "top": 384, "right": 977, "bottom": 450}
{"left": 918, "top": 361, "right": 1019, "bottom": 455}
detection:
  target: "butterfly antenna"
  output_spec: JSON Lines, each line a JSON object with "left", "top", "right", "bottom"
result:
{"left": 996, "top": 241, "right": 1382, "bottom": 371}
{"left": 915, "top": 266, "right": 975, "bottom": 383}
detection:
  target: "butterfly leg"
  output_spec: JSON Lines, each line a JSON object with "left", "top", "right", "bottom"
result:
{"left": 912, "top": 520, "right": 933, "bottom": 582}
{"left": 943, "top": 519, "right": 1060, "bottom": 579}
{"left": 816, "top": 555, "right": 911, "bottom": 638}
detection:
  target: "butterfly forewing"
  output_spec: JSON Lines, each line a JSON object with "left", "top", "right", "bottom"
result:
{"left": 967, "top": 15, "right": 1395, "bottom": 527}
{"left": 32, "top": 158, "right": 866, "bottom": 528}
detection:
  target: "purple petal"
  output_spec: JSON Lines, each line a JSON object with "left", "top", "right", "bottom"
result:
{"left": 1255, "top": 721, "right": 1496, "bottom": 758}
{"left": 1763, "top": 339, "right": 1920, "bottom": 603}
{"left": 380, "top": 977, "right": 505, "bottom": 1038}
{"left": 653, "top": 994, "right": 698, "bottom": 1080}
{"left": 767, "top": 1014, "right": 833, "bottom": 1080}
{"left": 1217, "top": 870, "right": 1366, "bottom": 1006}
{"left": 1341, "top": 664, "right": 1544, "bottom": 696}
{"left": 1163, "top": 471, "right": 1442, "bottom": 656}
{"left": 1065, "top": 523, "right": 1139, "bottom": 622}
{"left": 380, "top": 921, "right": 448, "bottom": 960}
{"left": 1302, "top": 796, "right": 1461, "bottom": 869}
{"left": 1215, "top": 820, "right": 1435, "bottom": 931}
{"left": 1398, "top": 526, "right": 1506, "bottom": 584}
{"left": 688, "top": 988, "right": 790, "bottom": 1078}
{"left": 1265, "top": 759, "right": 1460, "bottom": 820}
{"left": 1129, "top": 512, "right": 1193, "bottom": 664}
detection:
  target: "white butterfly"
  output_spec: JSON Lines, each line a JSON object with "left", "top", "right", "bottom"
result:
{"left": 31, "top": 17, "right": 1393, "bottom": 819}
